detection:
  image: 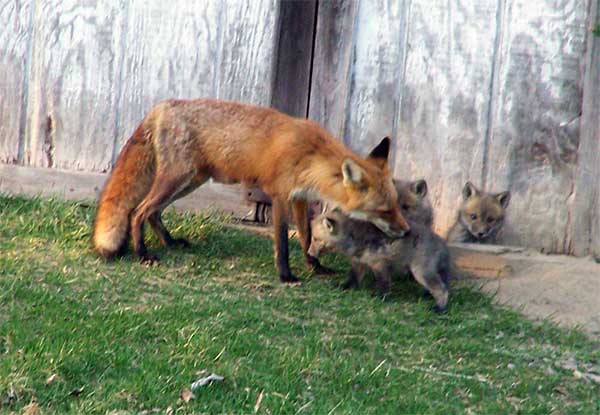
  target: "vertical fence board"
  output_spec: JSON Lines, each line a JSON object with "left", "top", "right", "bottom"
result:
{"left": 342, "top": 0, "right": 407, "bottom": 154}
{"left": 484, "top": 0, "right": 587, "bottom": 251}
{"left": 24, "top": 0, "right": 126, "bottom": 172}
{"left": 308, "top": 0, "right": 358, "bottom": 140}
{"left": 393, "top": 0, "right": 500, "bottom": 233}
{"left": 116, "top": 0, "right": 221, "bottom": 149}
{"left": 571, "top": 0, "right": 600, "bottom": 257}
{"left": 0, "top": 0, "right": 33, "bottom": 164}
{"left": 270, "top": 0, "right": 316, "bottom": 117}
{"left": 216, "top": 0, "right": 279, "bottom": 105}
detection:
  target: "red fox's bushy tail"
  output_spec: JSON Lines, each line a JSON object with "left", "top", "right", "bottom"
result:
{"left": 93, "top": 124, "right": 155, "bottom": 258}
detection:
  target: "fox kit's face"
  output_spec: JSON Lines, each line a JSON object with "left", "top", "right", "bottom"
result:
{"left": 395, "top": 179, "right": 431, "bottom": 226}
{"left": 308, "top": 212, "right": 346, "bottom": 258}
{"left": 459, "top": 182, "right": 510, "bottom": 241}
{"left": 340, "top": 137, "right": 409, "bottom": 236}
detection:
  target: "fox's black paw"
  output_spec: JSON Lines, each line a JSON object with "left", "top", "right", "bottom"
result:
{"left": 140, "top": 254, "right": 160, "bottom": 266}
{"left": 280, "top": 273, "right": 301, "bottom": 285}
{"left": 311, "top": 263, "right": 336, "bottom": 275}
{"left": 172, "top": 238, "right": 191, "bottom": 248}
{"left": 432, "top": 305, "right": 447, "bottom": 314}
{"left": 340, "top": 278, "right": 358, "bottom": 290}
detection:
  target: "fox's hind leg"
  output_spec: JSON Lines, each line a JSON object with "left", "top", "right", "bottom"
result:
{"left": 147, "top": 178, "right": 204, "bottom": 248}
{"left": 148, "top": 212, "right": 190, "bottom": 248}
{"left": 291, "top": 200, "right": 334, "bottom": 275}
{"left": 131, "top": 171, "right": 200, "bottom": 263}
{"left": 410, "top": 263, "right": 448, "bottom": 313}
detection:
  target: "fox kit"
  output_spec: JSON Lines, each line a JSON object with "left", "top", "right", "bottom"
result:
{"left": 93, "top": 98, "right": 409, "bottom": 283}
{"left": 447, "top": 182, "right": 510, "bottom": 244}
{"left": 395, "top": 179, "right": 433, "bottom": 228}
{"left": 308, "top": 210, "right": 450, "bottom": 312}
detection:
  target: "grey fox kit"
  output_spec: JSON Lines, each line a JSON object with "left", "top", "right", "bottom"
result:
{"left": 308, "top": 210, "right": 450, "bottom": 312}
{"left": 395, "top": 179, "right": 433, "bottom": 228}
{"left": 447, "top": 182, "right": 510, "bottom": 244}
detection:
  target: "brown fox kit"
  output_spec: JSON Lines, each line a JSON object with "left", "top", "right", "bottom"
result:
{"left": 93, "top": 98, "right": 410, "bottom": 283}
{"left": 308, "top": 210, "right": 450, "bottom": 312}
{"left": 395, "top": 179, "right": 433, "bottom": 228}
{"left": 447, "top": 181, "right": 510, "bottom": 244}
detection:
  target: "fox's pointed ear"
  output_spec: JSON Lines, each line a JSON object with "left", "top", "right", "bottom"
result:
{"left": 324, "top": 217, "right": 337, "bottom": 233}
{"left": 411, "top": 179, "right": 428, "bottom": 199}
{"left": 367, "top": 136, "right": 391, "bottom": 168}
{"left": 495, "top": 191, "right": 511, "bottom": 209}
{"left": 341, "top": 158, "right": 365, "bottom": 188}
{"left": 463, "top": 181, "right": 480, "bottom": 200}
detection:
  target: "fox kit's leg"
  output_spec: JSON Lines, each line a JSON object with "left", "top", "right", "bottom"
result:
{"left": 272, "top": 197, "right": 299, "bottom": 283}
{"left": 410, "top": 263, "right": 449, "bottom": 313}
{"left": 371, "top": 263, "right": 392, "bottom": 297}
{"left": 342, "top": 260, "right": 368, "bottom": 290}
{"left": 291, "top": 200, "right": 334, "bottom": 275}
{"left": 131, "top": 171, "right": 197, "bottom": 262}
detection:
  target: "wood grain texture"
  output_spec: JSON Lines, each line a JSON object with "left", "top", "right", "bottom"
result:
{"left": 24, "top": 0, "right": 126, "bottom": 172}
{"left": 216, "top": 0, "right": 278, "bottom": 105}
{"left": 116, "top": 0, "right": 221, "bottom": 149}
{"left": 0, "top": 0, "right": 33, "bottom": 164}
{"left": 571, "top": 0, "right": 600, "bottom": 257}
{"left": 342, "top": 0, "right": 408, "bottom": 155}
{"left": 308, "top": 0, "right": 358, "bottom": 140}
{"left": 270, "top": 0, "right": 316, "bottom": 117}
{"left": 393, "top": 0, "right": 500, "bottom": 235}
{"left": 484, "top": 0, "right": 587, "bottom": 252}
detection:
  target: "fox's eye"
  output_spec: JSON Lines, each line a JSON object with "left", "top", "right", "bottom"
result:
{"left": 401, "top": 204, "right": 411, "bottom": 211}
{"left": 470, "top": 214, "right": 478, "bottom": 220}
{"left": 487, "top": 217, "right": 495, "bottom": 224}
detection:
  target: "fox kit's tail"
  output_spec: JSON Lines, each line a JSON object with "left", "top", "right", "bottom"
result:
{"left": 93, "top": 125, "right": 155, "bottom": 258}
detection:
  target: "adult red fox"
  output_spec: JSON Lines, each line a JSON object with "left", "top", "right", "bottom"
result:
{"left": 93, "top": 98, "right": 409, "bottom": 283}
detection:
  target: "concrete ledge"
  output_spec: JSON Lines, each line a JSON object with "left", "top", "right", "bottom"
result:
{"left": 0, "top": 163, "right": 253, "bottom": 218}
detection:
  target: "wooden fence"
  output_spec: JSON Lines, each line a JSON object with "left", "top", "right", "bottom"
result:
{"left": 1, "top": 0, "right": 599, "bottom": 258}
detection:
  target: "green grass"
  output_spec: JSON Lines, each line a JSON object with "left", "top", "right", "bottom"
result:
{"left": 0, "top": 194, "right": 599, "bottom": 414}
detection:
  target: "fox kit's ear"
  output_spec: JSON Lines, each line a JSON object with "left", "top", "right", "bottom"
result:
{"left": 462, "top": 181, "right": 480, "bottom": 200}
{"left": 495, "top": 191, "right": 511, "bottom": 209}
{"left": 324, "top": 217, "right": 337, "bottom": 233}
{"left": 342, "top": 159, "right": 365, "bottom": 188}
{"left": 367, "top": 136, "right": 391, "bottom": 168}
{"left": 411, "top": 179, "right": 428, "bottom": 199}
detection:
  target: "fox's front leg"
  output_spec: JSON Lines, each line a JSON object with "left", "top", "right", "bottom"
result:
{"left": 291, "top": 200, "right": 334, "bottom": 275}
{"left": 272, "top": 198, "right": 300, "bottom": 283}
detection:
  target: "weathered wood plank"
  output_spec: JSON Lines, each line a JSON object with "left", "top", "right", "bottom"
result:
{"left": 216, "top": 0, "right": 279, "bottom": 105}
{"left": 116, "top": 0, "right": 221, "bottom": 149}
{"left": 270, "top": 0, "right": 316, "bottom": 117}
{"left": 571, "top": 0, "right": 600, "bottom": 257}
{"left": 393, "top": 0, "right": 500, "bottom": 234}
{"left": 24, "top": 0, "right": 126, "bottom": 172}
{"left": 342, "top": 0, "right": 407, "bottom": 154}
{"left": 307, "top": 0, "right": 358, "bottom": 140}
{"left": 0, "top": 0, "right": 33, "bottom": 164}
{"left": 0, "top": 163, "right": 251, "bottom": 217}
{"left": 484, "top": 0, "right": 587, "bottom": 252}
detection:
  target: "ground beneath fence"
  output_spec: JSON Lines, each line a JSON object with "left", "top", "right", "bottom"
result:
{"left": 458, "top": 244, "right": 600, "bottom": 338}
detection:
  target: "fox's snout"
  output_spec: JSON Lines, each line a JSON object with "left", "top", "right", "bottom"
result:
{"left": 307, "top": 242, "right": 319, "bottom": 258}
{"left": 372, "top": 207, "right": 411, "bottom": 236}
